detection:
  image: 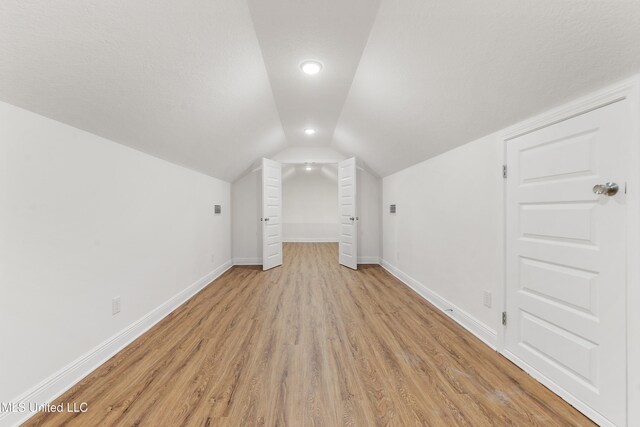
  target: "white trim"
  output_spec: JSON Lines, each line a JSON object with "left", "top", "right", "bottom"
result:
{"left": 283, "top": 237, "right": 338, "bottom": 243}
{"left": 626, "top": 74, "right": 640, "bottom": 427}
{"left": 357, "top": 256, "right": 380, "bottom": 264}
{"left": 500, "top": 74, "right": 640, "bottom": 427}
{"left": 501, "top": 349, "right": 616, "bottom": 427}
{"left": 380, "top": 259, "right": 497, "bottom": 349}
{"left": 232, "top": 257, "right": 262, "bottom": 265}
{"left": 2, "top": 260, "right": 233, "bottom": 427}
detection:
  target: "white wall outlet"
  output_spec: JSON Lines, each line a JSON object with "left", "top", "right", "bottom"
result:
{"left": 483, "top": 290, "right": 492, "bottom": 308}
{"left": 112, "top": 296, "right": 121, "bottom": 315}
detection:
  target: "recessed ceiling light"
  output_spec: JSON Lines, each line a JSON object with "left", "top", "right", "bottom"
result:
{"left": 304, "top": 128, "right": 316, "bottom": 136}
{"left": 305, "top": 166, "right": 312, "bottom": 171}
{"left": 300, "top": 60, "right": 323, "bottom": 75}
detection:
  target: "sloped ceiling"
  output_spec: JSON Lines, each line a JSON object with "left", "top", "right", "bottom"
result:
{"left": 334, "top": 0, "right": 640, "bottom": 176}
{"left": 246, "top": 0, "right": 380, "bottom": 147}
{"left": 2, "top": 1, "right": 640, "bottom": 181}
{"left": 0, "top": 0, "right": 285, "bottom": 182}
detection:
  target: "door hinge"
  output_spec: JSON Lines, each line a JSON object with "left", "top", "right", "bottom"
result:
{"left": 502, "top": 165, "right": 508, "bottom": 179}
{"left": 502, "top": 311, "right": 507, "bottom": 326}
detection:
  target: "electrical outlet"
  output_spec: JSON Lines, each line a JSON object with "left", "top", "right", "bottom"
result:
{"left": 483, "top": 291, "right": 492, "bottom": 308}
{"left": 112, "top": 296, "right": 121, "bottom": 315}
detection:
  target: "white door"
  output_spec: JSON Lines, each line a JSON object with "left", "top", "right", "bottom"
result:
{"left": 505, "top": 101, "right": 629, "bottom": 426}
{"left": 338, "top": 157, "right": 357, "bottom": 269}
{"left": 262, "top": 158, "right": 282, "bottom": 270}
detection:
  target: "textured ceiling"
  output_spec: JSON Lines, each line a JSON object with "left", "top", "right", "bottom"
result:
{"left": 0, "top": 0, "right": 285, "bottom": 182}
{"left": 2, "top": 1, "right": 640, "bottom": 181}
{"left": 333, "top": 0, "right": 640, "bottom": 176}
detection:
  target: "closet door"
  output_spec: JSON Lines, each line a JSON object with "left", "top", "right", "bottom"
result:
{"left": 338, "top": 157, "right": 357, "bottom": 269}
{"left": 504, "top": 100, "right": 629, "bottom": 426}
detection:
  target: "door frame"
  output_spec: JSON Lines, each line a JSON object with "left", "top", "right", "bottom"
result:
{"left": 498, "top": 75, "right": 640, "bottom": 427}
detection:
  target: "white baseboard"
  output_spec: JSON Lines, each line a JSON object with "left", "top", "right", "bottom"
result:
{"left": 358, "top": 256, "right": 380, "bottom": 264}
{"left": 2, "top": 260, "right": 233, "bottom": 427}
{"left": 233, "top": 257, "right": 262, "bottom": 265}
{"left": 283, "top": 237, "right": 338, "bottom": 243}
{"left": 380, "top": 259, "right": 497, "bottom": 349}
{"left": 501, "top": 349, "right": 615, "bottom": 427}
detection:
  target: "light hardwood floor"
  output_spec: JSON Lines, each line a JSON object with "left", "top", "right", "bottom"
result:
{"left": 25, "top": 243, "right": 594, "bottom": 426}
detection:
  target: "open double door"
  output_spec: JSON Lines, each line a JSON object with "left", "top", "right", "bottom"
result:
{"left": 260, "top": 157, "right": 358, "bottom": 271}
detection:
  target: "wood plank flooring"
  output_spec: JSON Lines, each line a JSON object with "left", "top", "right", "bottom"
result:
{"left": 25, "top": 243, "right": 594, "bottom": 426}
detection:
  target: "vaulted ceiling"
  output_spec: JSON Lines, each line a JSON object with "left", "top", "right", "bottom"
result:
{"left": 2, "top": 0, "right": 640, "bottom": 181}
{"left": 0, "top": 0, "right": 285, "bottom": 181}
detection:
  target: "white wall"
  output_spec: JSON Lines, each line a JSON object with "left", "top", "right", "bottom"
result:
{"left": 382, "top": 133, "right": 503, "bottom": 342}
{"left": 0, "top": 101, "right": 231, "bottom": 411}
{"left": 282, "top": 165, "right": 339, "bottom": 242}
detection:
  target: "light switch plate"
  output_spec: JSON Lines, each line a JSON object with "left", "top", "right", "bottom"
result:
{"left": 483, "top": 291, "right": 492, "bottom": 308}
{"left": 112, "top": 296, "right": 121, "bottom": 315}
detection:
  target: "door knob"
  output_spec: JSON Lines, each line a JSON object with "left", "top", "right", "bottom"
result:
{"left": 592, "top": 182, "right": 619, "bottom": 196}
{"left": 264, "top": 217, "right": 270, "bottom": 222}
{"left": 349, "top": 217, "right": 355, "bottom": 221}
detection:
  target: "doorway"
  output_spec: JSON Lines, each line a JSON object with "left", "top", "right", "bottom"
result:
{"left": 282, "top": 163, "right": 339, "bottom": 243}
{"left": 261, "top": 157, "right": 359, "bottom": 271}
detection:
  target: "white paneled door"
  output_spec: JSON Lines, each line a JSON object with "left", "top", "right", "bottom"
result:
{"left": 338, "top": 157, "right": 358, "bottom": 269}
{"left": 262, "top": 158, "right": 282, "bottom": 271}
{"left": 505, "top": 101, "right": 630, "bottom": 426}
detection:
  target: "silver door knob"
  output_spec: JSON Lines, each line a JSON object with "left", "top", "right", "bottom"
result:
{"left": 264, "top": 217, "right": 270, "bottom": 222}
{"left": 349, "top": 217, "right": 355, "bottom": 221}
{"left": 593, "top": 182, "right": 619, "bottom": 196}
